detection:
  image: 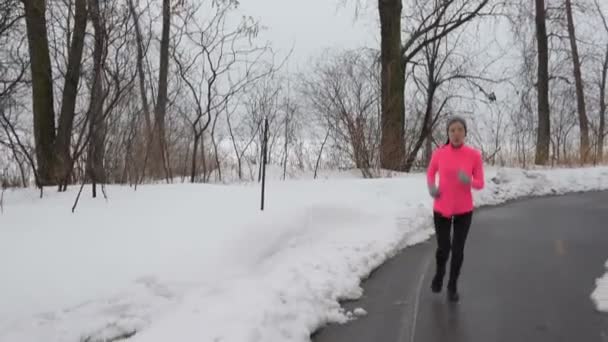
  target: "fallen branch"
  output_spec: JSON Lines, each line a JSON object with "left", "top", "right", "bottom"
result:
{"left": 72, "top": 176, "right": 87, "bottom": 213}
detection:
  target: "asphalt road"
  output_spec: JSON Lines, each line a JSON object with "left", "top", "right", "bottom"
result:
{"left": 313, "top": 191, "right": 608, "bottom": 342}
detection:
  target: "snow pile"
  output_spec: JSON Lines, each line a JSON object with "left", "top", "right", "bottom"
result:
{"left": 592, "top": 260, "right": 608, "bottom": 313}
{"left": 0, "top": 166, "right": 607, "bottom": 341}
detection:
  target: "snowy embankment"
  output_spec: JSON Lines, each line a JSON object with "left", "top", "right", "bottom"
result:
{"left": 591, "top": 260, "right": 608, "bottom": 313}
{"left": 1, "top": 167, "right": 607, "bottom": 341}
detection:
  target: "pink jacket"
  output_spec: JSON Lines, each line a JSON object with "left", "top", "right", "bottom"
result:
{"left": 426, "top": 144, "right": 485, "bottom": 217}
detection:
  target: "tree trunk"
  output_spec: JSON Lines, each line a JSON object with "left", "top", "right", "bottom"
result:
{"left": 23, "top": 0, "right": 56, "bottom": 185}
{"left": 128, "top": 0, "right": 153, "bottom": 183}
{"left": 534, "top": 0, "right": 551, "bottom": 165}
{"left": 211, "top": 112, "right": 222, "bottom": 182}
{"left": 563, "top": 135, "right": 568, "bottom": 162}
{"left": 565, "top": 0, "right": 590, "bottom": 164}
{"left": 282, "top": 113, "right": 289, "bottom": 181}
{"left": 424, "top": 134, "right": 433, "bottom": 166}
{"left": 153, "top": 0, "right": 170, "bottom": 179}
{"left": 201, "top": 134, "right": 208, "bottom": 183}
{"left": 226, "top": 112, "right": 242, "bottom": 180}
{"left": 314, "top": 128, "right": 330, "bottom": 179}
{"left": 55, "top": 0, "right": 87, "bottom": 188}
{"left": 86, "top": 0, "right": 106, "bottom": 196}
{"left": 190, "top": 131, "right": 200, "bottom": 183}
{"left": 127, "top": 0, "right": 152, "bottom": 136}
{"left": 237, "top": 152, "right": 243, "bottom": 180}
{"left": 556, "top": 134, "right": 561, "bottom": 164}
{"left": 600, "top": 45, "right": 608, "bottom": 162}
{"left": 378, "top": 0, "right": 405, "bottom": 171}
{"left": 350, "top": 118, "right": 362, "bottom": 170}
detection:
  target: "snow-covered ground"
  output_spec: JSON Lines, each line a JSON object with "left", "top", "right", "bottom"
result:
{"left": 1, "top": 166, "right": 608, "bottom": 341}
{"left": 592, "top": 260, "right": 608, "bottom": 313}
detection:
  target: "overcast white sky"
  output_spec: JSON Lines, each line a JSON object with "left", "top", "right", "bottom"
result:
{"left": 228, "top": 0, "right": 607, "bottom": 128}
{"left": 236, "top": 0, "right": 379, "bottom": 71}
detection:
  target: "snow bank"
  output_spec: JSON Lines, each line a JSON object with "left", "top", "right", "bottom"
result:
{"left": 0, "top": 166, "right": 607, "bottom": 341}
{"left": 591, "top": 260, "right": 608, "bottom": 313}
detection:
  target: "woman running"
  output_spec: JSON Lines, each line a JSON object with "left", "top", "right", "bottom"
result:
{"left": 426, "top": 116, "right": 485, "bottom": 302}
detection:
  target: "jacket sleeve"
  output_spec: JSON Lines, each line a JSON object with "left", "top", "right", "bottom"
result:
{"left": 471, "top": 151, "right": 485, "bottom": 190}
{"left": 427, "top": 149, "right": 439, "bottom": 187}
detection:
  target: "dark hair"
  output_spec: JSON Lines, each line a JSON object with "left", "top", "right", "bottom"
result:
{"left": 445, "top": 116, "right": 468, "bottom": 145}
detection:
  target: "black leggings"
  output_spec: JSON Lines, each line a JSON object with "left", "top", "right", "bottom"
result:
{"left": 433, "top": 211, "right": 473, "bottom": 288}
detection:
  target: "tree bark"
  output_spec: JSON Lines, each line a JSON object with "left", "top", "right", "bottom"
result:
{"left": 314, "top": 128, "right": 330, "bottom": 179}
{"left": 55, "top": 0, "right": 87, "bottom": 188}
{"left": 23, "top": 0, "right": 56, "bottom": 185}
{"left": 211, "top": 111, "right": 222, "bottom": 182}
{"left": 378, "top": 0, "right": 405, "bottom": 171}
{"left": 565, "top": 0, "right": 590, "bottom": 164}
{"left": 282, "top": 111, "right": 289, "bottom": 181}
{"left": 424, "top": 134, "right": 433, "bottom": 166}
{"left": 86, "top": 0, "right": 106, "bottom": 196}
{"left": 535, "top": 0, "right": 551, "bottom": 165}
{"left": 201, "top": 133, "right": 208, "bottom": 183}
{"left": 599, "top": 46, "right": 608, "bottom": 162}
{"left": 226, "top": 112, "right": 243, "bottom": 180}
{"left": 127, "top": 0, "right": 152, "bottom": 137}
{"left": 190, "top": 131, "right": 201, "bottom": 183}
{"left": 153, "top": 0, "right": 171, "bottom": 179}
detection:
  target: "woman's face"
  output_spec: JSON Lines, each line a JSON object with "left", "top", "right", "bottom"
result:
{"left": 448, "top": 121, "right": 466, "bottom": 146}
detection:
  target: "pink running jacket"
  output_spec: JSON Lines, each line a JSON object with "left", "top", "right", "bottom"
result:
{"left": 426, "top": 144, "right": 485, "bottom": 217}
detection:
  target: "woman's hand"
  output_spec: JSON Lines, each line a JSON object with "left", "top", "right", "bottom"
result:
{"left": 428, "top": 184, "right": 440, "bottom": 198}
{"left": 458, "top": 170, "right": 471, "bottom": 185}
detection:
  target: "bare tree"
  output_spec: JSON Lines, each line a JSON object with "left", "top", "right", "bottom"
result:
{"left": 404, "top": 16, "right": 503, "bottom": 171}
{"left": 102, "top": 3, "right": 139, "bottom": 181}
{"left": 551, "top": 85, "right": 577, "bottom": 164}
{"left": 508, "top": 0, "right": 595, "bottom": 166}
{"left": 22, "top": 0, "right": 57, "bottom": 185}
{"left": 252, "top": 79, "right": 286, "bottom": 180}
{"left": 127, "top": 0, "right": 152, "bottom": 137}
{"left": 314, "top": 128, "right": 331, "bottom": 179}
{"left": 225, "top": 95, "right": 260, "bottom": 181}
{"left": 55, "top": 0, "right": 87, "bottom": 189}
{"left": 596, "top": 0, "right": 608, "bottom": 162}
{"left": 0, "top": 5, "right": 32, "bottom": 188}
{"left": 44, "top": 0, "right": 137, "bottom": 193}
{"left": 19, "top": 0, "right": 93, "bottom": 189}
{"left": 301, "top": 49, "right": 380, "bottom": 177}
{"left": 0, "top": 102, "right": 30, "bottom": 187}
{"left": 280, "top": 89, "right": 297, "bottom": 180}
{"left": 472, "top": 106, "right": 508, "bottom": 166}
{"left": 150, "top": 0, "right": 171, "bottom": 180}
{"left": 377, "top": 0, "right": 492, "bottom": 171}
{"left": 238, "top": 78, "right": 283, "bottom": 182}
{"left": 535, "top": 0, "right": 551, "bottom": 165}
{"left": 83, "top": 0, "right": 107, "bottom": 197}
{"left": 505, "top": 30, "right": 538, "bottom": 168}
{"left": 564, "top": 0, "right": 590, "bottom": 164}
{"left": 378, "top": 0, "right": 404, "bottom": 171}
{"left": 225, "top": 77, "right": 295, "bottom": 182}
{"left": 0, "top": 1, "right": 27, "bottom": 102}
{"left": 172, "top": 0, "right": 273, "bottom": 183}
{"left": 0, "top": 1, "right": 22, "bottom": 38}
{"left": 404, "top": 32, "right": 455, "bottom": 171}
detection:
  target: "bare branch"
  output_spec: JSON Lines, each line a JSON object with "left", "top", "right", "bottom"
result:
{"left": 402, "top": 0, "right": 491, "bottom": 64}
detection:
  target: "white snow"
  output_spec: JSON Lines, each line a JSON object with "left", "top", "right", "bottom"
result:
{"left": 591, "top": 260, "right": 608, "bottom": 313}
{"left": 1, "top": 166, "right": 607, "bottom": 341}
{"left": 353, "top": 308, "right": 367, "bottom": 317}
